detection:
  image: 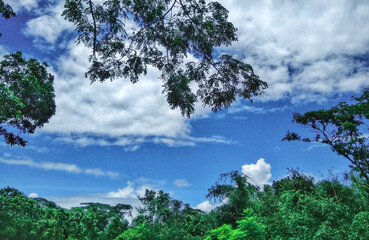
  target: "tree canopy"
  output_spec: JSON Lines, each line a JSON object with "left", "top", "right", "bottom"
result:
{"left": 283, "top": 89, "right": 369, "bottom": 190}
{"left": 0, "top": 2, "right": 56, "bottom": 146}
{"left": 2, "top": 169, "right": 369, "bottom": 239}
{"left": 0, "top": 52, "right": 56, "bottom": 146}
{"left": 63, "top": 0, "right": 267, "bottom": 117}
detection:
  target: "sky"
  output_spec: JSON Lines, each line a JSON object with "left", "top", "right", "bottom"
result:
{"left": 0, "top": 0, "right": 368, "bottom": 212}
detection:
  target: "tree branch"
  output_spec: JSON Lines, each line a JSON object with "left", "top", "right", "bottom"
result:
{"left": 120, "top": 0, "right": 178, "bottom": 59}
{"left": 88, "top": 0, "right": 97, "bottom": 55}
{"left": 177, "top": 0, "right": 227, "bottom": 81}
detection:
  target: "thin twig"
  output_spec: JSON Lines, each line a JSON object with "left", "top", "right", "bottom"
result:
{"left": 88, "top": 0, "right": 97, "bottom": 55}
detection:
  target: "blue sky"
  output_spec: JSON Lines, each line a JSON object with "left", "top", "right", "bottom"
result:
{"left": 0, "top": 0, "right": 368, "bottom": 211}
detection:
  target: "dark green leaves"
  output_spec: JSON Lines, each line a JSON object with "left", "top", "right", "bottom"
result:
{"left": 63, "top": 0, "right": 267, "bottom": 117}
{"left": 283, "top": 89, "right": 369, "bottom": 189}
{"left": 0, "top": 52, "right": 56, "bottom": 146}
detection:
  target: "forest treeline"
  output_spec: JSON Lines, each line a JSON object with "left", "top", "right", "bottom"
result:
{"left": 1, "top": 170, "right": 369, "bottom": 239}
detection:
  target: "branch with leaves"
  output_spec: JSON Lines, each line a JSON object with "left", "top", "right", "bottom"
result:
{"left": 283, "top": 89, "right": 369, "bottom": 188}
{"left": 63, "top": 0, "right": 267, "bottom": 117}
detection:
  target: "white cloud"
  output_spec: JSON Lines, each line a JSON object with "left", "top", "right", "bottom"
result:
{"left": 107, "top": 182, "right": 137, "bottom": 199}
{"left": 39, "top": 42, "right": 233, "bottom": 147}
{"left": 218, "top": 0, "right": 369, "bottom": 103}
{"left": 173, "top": 179, "right": 191, "bottom": 187}
{"left": 28, "top": 192, "right": 38, "bottom": 198}
{"left": 4, "top": 0, "right": 38, "bottom": 12}
{"left": 16, "top": 0, "right": 369, "bottom": 148}
{"left": 0, "top": 157, "right": 119, "bottom": 179}
{"left": 194, "top": 198, "right": 228, "bottom": 213}
{"left": 195, "top": 200, "right": 218, "bottom": 213}
{"left": 22, "top": 1, "right": 74, "bottom": 44}
{"left": 24, "top": 146, "right": 50, "bottom": 154}
{"left": 106, "top": 171, "right": 120, "bottom": 179}
{"left": 241, "top": 158, "right": 272, "bottom": 187}
{"left": 152, "top": 135, "right": 235, "bottom": 147}
{"left": 107, "top": 180, "right": 160, "bottom": 199}
{"left": 124, "top": 145, "right": 140, "bottom": 152}
{"left": 41, "top": 42, "right": 189, "bottom": 138}
{"left": 135, "top": 185, "right": 155, "bottom": 197}
{"left": 229, "top": 104, "right": 289, "bottom": 114}
{"left": 303, "top": 143, "right": 328, "bottom": 151}
{"left": 39, "top": 42, "right": 209, "bottom": 147}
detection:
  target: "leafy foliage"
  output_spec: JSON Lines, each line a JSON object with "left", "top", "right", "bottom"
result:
{"left": 1, "top": 169, "right": 369, "bottom": 239}
{"left": 126, "top": 189, "right": 206, "bottom": 239}
{"left": 0, "top": 2, "right": 56, "bottom": 147}
{"left": 0, "top": 187, "right": 132, "bottom": 240}
{"left": 283, "top": 89, "right": 369, "bottom": 189}
{"left": 0, "top": 52, "right": 56, "bottom": 146}
{"left": 62, "top": 0, "right": 267, "bottom": 117}
{"left": 204, "top": 209, "right": 266, "bottom": 240}
{"left": 206, "top": 171, "right": 258, "bottom": 227}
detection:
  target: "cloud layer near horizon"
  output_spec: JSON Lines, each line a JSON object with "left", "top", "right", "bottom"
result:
{"left": 0, "top": 157, "right": 119, "bottom": 178}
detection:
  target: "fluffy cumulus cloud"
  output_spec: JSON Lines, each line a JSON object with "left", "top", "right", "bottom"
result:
{"left": 241, "top": 158, "right": 272, "bottom": 187}
{"left": 35, "top": 41, "right": 232, "bottom": 147}
{"left": 23, "top": 1, "right": 74, "bottom": 44}
{"left": 107, "top": 182, "right": 137, "bottom": 199}
{"left": 28, "top": 192, "right": 38, "bottom": 198}
{"left": 219, "top": 0, "right": 369, "bottom": 103}
{"left": 0, "top": 157, "right": 119, "bottom": 179}
{"left": 42, "top": 42, "right": 189, "bottom": 138}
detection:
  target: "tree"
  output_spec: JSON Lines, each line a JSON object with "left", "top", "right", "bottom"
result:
{"left": 0, "top": 187, "right": 43, "bottom": 239}
{"left": 283, "top": 89, "right": 369, "bottom": 189}
{"left": 0, "top": 2, "right": 56, "bottom": 147}
{"left": 62, "top": 0, "right": 267, "bottom": 117}
{"left": 206, "top": 171, "right": 259, "bottom": 227}
{"left": 0, "top": 52, "right": 56, "bottom": 146}
{"left": 66, "top": 202, "right": 131, "bottom": 239}
{"left": 129, "top": 189, "right": 204, "bottom": 239}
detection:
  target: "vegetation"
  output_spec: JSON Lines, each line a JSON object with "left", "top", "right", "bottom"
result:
{"left": 284, "top": 89, "right": 369, "bottom": 191}
{"left": 2, "top": 90, "right": 367, "bottom": 238}
{"left": 1, "top": 1, "right": 368, "bottom": 239}
{"left": 1, "top": 169, "right": 368, "bottom": 239}
{"left": 0, "top": 0, "right": 56, "bottom": 146}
